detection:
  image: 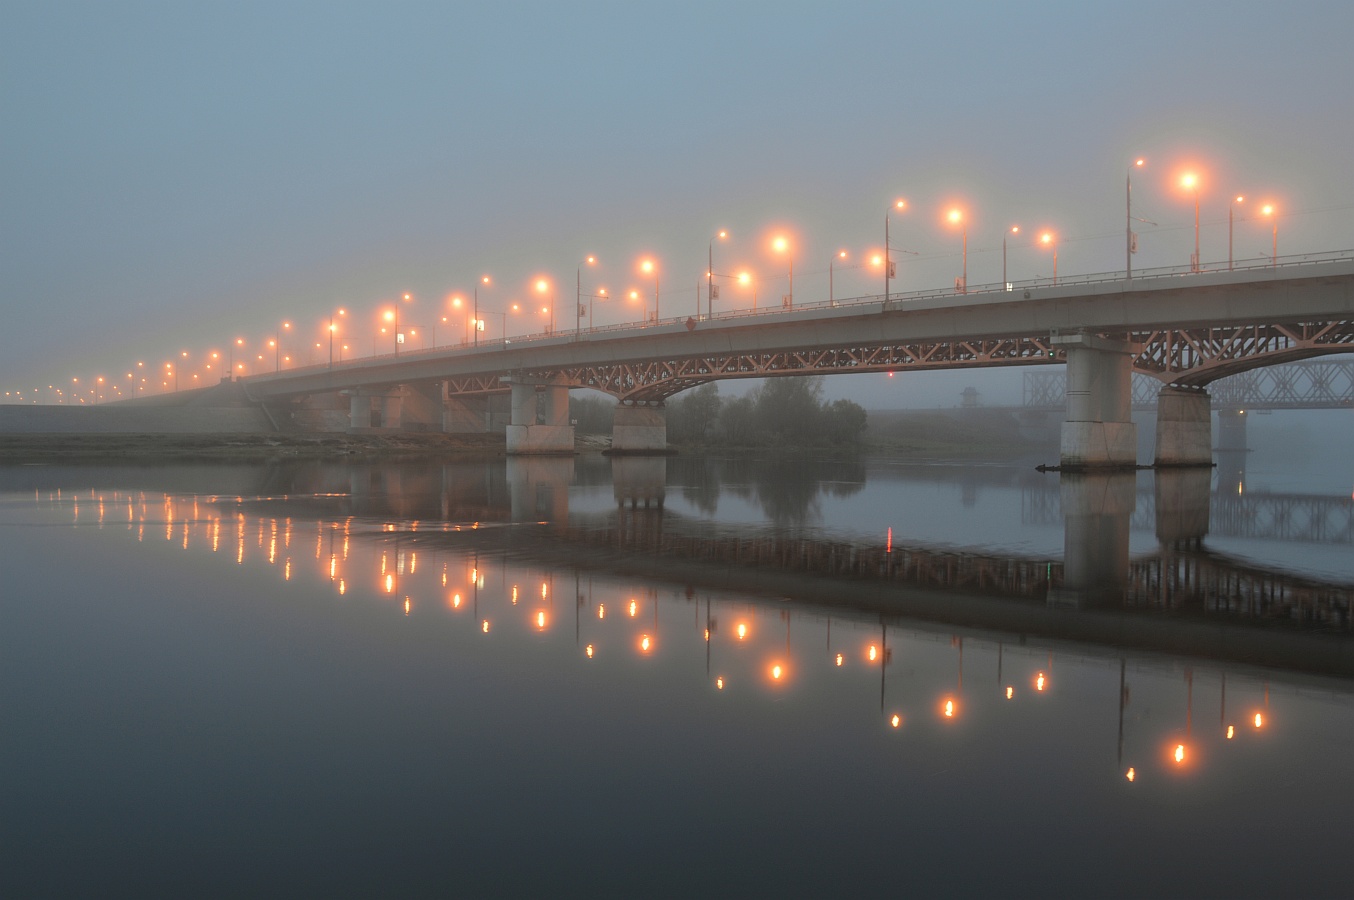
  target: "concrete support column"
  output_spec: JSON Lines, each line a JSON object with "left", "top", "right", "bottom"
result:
{"left": 506, "top": 457, "right": 574, "bottom": 523}
{"left": 505, "top": 380, "right": 574, "bottom": 454}
{"left": 1153, "top": 386, "right": 1213, "bottom": 467}
{"left": 1049, "top": 472, "right": 1135, "bottom": 607}
{"left": 1217, "top": 409, "right": 1248, "bottom": 452}
{"left": 1056, "top": 333, "right": 1138, "bottom": 468}
{"left": 611, "top": 402, "right": 668, "bottom": 454}
{"left": 348, "top": 391, "right": 373, "bottom": 430}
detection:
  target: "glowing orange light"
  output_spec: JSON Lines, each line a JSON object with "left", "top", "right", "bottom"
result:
{"left": 1180, "top": 173, "right": 1198, "bottom": 190}
{"left": 384, "top": 574, "right": 394, "bottom": 593}
{"left": 628, "top": 600, "right": 638, "bottom": 618}
{"left": 451, "top": 593, "right": 461, "bottom": 609}
{"left": 736, "top": 622, "right": 748, "bottom": 640}
{"left": 640, "top": 634, "right": 652, "bottom": 653}
{"left": 1039, "top": 233, "right": 1054, "bottom": 247}
{"left": 835, "top": 653, "right": 844, "bottom": 667}
{"left": 1005, "top": 686, "right": 1014, "bottom": 700}
{"left": 597, "top": 604, "right": 605, "bottom": 619}
{"left": 586, "top": 255, "right": 596, "bottom": 264}
{"left": 868, "top": 645, "right": 879, "bottom": 662}
{"left": 890, "top": 714, "right": 901, "bottom": 728}
{"left": 585, "top": 644, "right": 594, "bottom": 658}
{"left": 894, "top": 199, "right": 906, "bottom": 211}
{"left": 870, "top": 254, "right": 883, "bottom": 266}
{"left": 1254, "top": 712, "right": 1264, "bottom": 729}
{"left": 535, "top": 611, "right": 547, "bottom": 629}
{"left": 1226, "top": 725, "right": 1235, "bottom": 740}
{"left": 1174, "top": 744, "right": 1186, "bottom": 764}
{"left": 1126, "top": 768, "right": 1136, "bottom": 782}
{"left": 1035, "top": 672, "right": 1047, "bottom": 691}
{"left": 772, "top": 236, "right": 788, "bottom": 253}
{"left": 737, "top": 272, "right": 750, "bottom": 285}
{"left": 943, "top": 699, "right": 956, "bottom": 718}
{"left": 1261, "top": 204, "right": 1274, "bottom": 217}
{"left": 947, "top": 208, "right": 963, "bottom": 225}
{"left": 535, "top": 279, "right": 548, "bottom": 293}
{"left": 770, "top": 664, "right": 784, "bottom": 680}
{"left": 481, "top": 620, "right": 490, "bottom": 633}
{"left": 641, "top": 259, "right": 654, "bottom": 274}
{"left": 716, "top": 676, "right": 725, "bottom": 690}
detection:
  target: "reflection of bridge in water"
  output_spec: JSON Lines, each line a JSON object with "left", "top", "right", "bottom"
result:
{"left": 330, "top": 457, "right": 1352, "bottom": 676}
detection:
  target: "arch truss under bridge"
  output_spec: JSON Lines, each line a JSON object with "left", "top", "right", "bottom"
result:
{"left": 1130, "top": 320, "right": 1354, "bottom": 387}
{"left": 515, "top": 336, "right": 1065, "bottom": 404}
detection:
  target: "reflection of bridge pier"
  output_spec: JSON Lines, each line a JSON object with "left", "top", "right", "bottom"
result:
{"left": 611, "top": 400, "right": 668, "bottom": 453}
{"left": 613, "top": 456, "right": 666, "bottom": 546}
{"left": 1049, "top": 473, "right": 1135, "bottom": 607}
{"left": 1154, "top": 468, "right": 1211, "bottom": 549}
{"left": 506, "top": 457, "right": 574, "bottom": 523}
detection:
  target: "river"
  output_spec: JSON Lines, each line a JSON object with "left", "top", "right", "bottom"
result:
{"left": 2, "top": 440, "right": 1352, "bottom": 897}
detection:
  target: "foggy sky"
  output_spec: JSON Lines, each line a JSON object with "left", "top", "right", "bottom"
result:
{"left": 4, "top": 0, "right": 1353, "bottom": 407}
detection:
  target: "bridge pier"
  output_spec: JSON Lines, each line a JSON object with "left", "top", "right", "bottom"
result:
{"left": 346, "top": 388, "right": 403, "bottom": 433}
{"left": 1056, "top": 334, "right": 1138, "bottom": 469}
{"left": 1153, "top": 386, "right": 1213, "bottom": 467}
{"left": 610, "top": 401, "right": 668, "bottom": 454}
{"left": 505, "top": 381, "right": 574, "bottom": 454}
{"left": 506, "top": 456, "right": 573, "bottom": 523}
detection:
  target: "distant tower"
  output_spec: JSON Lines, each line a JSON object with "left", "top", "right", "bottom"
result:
{"left": 961, "top": 386, "right": 980, "bottom": 408}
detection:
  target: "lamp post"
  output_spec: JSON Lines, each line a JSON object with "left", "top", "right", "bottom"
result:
{"left": 1127, "top": 157, "right": 1145, "bottom": 280}
{"left": 771, "top": 236, "right": 793, "bottom": 308}
{"left": 1003, "top": 225, "right": 1020, "bottom": 289}
{"left": 473, "top": 276, "right": 490, "bottom": 347}
{"left": 1040, "top": 231, "right": 1058, "bottom": 285}
{"left": 1181, "top": 173, "right": 1201, "bottom": 272}
{"left": 830, "top": 250, "right": 847, "bottom": 306}
{"left": 947, "top": 209, "right": 967, "bottom": 293}
{"left": 328, "top": 309, "right": 345, "bottom": 368}
{"left": 640, "top": 259, "right": 659, "bottom": 322}
{"left": 885, "top": 199, "right": 905, "bottom": 304}
{"left": 708, "top": 230, "right": 727, "bottom": 320}
{"left": 1229, "top": 196, "right": 1244, "bottom": 271}
{"left": 1262, "top": 204, "right": 1278, "bottom": 267}
{"left": 737, "top": 271, "right": 754, "bottom": 311}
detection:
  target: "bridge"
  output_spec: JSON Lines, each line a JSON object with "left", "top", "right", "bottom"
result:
{"left": 204, "top": 254, "right": 1354, "bottom": 467}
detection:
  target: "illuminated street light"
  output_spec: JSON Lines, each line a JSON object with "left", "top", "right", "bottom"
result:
{"left": 1040, "top": 231, "right": 1058, "bottom": 284}
{"left": 1261, "top": 203, "right": 1278, "bottom": 267}
{"left": 639, "top": 258, "right": 659, "bottom": 322}
{"left": 577, "top": 255, "right": 605, "bottom": 335}
{"left": 830, "top": 249, "right": 847, "bottom": 307}
{"left": 947, "top": 208, "right": 967, "bottom": 293}
{"left": 474, "top": 275, "right": 490, "bottom": 348}
{"left": 1003, "top": 225, "right": 1020, "bottom": 289}
{"left": 1229, "top": 196, "right": 1244, "bottom": 271}
{"left": 885, "top": 199, "right": 905, "bottom": 305}
{"left": 1181, "top": 172, "right": 1201, "bottom": 272}
{"left": 535, "top": 277, "right": 554, "bottom": 334}
{"left": 771, "top": 236, "right": 793, "bottom": 308}
{"left": 1126, "top": 157, "right": 1145, "bottom": 279}
{"left": 707, "top": 230, "right": 728, "bottom": 320}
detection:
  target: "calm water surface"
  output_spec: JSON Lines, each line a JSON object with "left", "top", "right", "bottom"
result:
{"left": 2, "top": 445, "right": 1352, "bottom": 898}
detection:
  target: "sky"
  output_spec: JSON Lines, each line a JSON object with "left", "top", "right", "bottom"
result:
{"left": 4, "top": 0, "right": 1354, "bottom": 408}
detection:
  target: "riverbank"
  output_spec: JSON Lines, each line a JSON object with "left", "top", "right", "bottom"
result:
{"left": 0, "top": 432, "right": 512, "bottom": 462}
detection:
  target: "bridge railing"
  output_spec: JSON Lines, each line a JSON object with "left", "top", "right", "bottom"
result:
{"left": 245, "top": 250, "right": 1354, "bottom": 382}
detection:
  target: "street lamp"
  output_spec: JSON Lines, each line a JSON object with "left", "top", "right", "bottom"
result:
{"left": 771, "top": 236, "right": 793, "bottom": 308}
{"left": 1040, "top": 231, "right": 1058, "bottom": 285}
{"left": 737, "top": 271, "right": 754, "bottom": 311}
{"left": 1003, "top": 225, "right": 1020, "bottom": 289}
{"left": 947, "top": 208, "right": 967, "bottom": 293}
{"left": 328, "top": 308, "right": 346, "bottom": 368}
{"left": 1228, "top": 196, "right": 1245, "bottom": 271}
{"left": 830, "top": 250, "right": 847, "bottom": 306}
{"left": 577, "top": 256, "right": 603, "bottom": 336}
{"left": 473, "top": 275, "right": 491, "bottom": 348}
{"left": 885, "top": 199, "right": 905, "bottom": 304}
{"left": 1181, "top": 172, "right": 1201, "bottom": 272}
{"left": 1127, "top": 157, "right": 1145, "bottom": 279}
{"left": 535, "top": 278, "right": 554, "bottom": 333}
{"left": 1261, "top": 204, "right": 1278, "bottom": 267}
{"left": 271, "top": 321, "right": 291, "bottom": 372}
{"left": 707, "top": 230, "right": 727, "bottom": 320}
{"left": 639, "top": 258, "right": 659, "bottom": 322}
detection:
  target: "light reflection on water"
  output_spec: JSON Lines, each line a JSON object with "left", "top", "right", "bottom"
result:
{"left": 1, "top": 456, "right": 1353, "bottom": 896}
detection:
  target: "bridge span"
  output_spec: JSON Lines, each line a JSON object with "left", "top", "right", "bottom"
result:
{"left": 226, "top": 256, "right": 1353, "bottom": 466}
